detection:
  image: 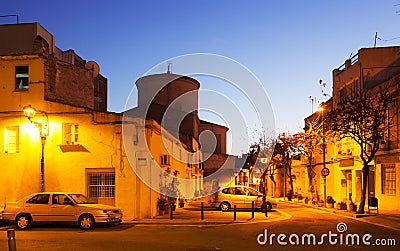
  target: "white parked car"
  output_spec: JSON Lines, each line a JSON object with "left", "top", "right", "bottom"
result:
{"left": 210, "top": 186, "right": 277, "bottom": 212}
{"left": 2, "top": 192, "right": 122, "bottom": 230}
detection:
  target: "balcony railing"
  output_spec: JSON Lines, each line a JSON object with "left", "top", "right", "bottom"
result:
{"left": 337, "top": 53, "right": 359, "bottom": 72}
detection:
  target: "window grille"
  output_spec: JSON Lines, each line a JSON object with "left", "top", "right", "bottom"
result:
{"left": 382, "top": 164, "right": 396, "bottom": 195}
{"left": 87, "top": 172, "right": 115, "bottom": 198}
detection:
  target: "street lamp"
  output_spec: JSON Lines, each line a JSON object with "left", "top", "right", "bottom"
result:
{"left": 317, "top": 105, "right": 329, "bottom": 208}
{"left": 23, "top": 105, "right": 48, "bottom": 192}
{"left": 23, "top": 105, "right": 36, "bottom": 121}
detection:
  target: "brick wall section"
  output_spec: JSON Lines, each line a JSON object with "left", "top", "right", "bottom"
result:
{"left": 44, "top": 57, "right": 95, "bottom": 109}
{"left": 203, "top": 153, "right": 229, "bottom": 177}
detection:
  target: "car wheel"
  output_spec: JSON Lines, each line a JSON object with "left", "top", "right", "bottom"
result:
{"left": 79, "top": 214, "right": 95, "bottom": 230}
{"left": 219, "top": 202, "right": 231, "bottom": 212}
{"left": 15, "top": 214, "right": 32, "bottom": 230}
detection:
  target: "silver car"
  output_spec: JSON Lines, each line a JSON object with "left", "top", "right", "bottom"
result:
{"left": 211, "top": 186, "right": 277, "bottom": 212}
{"left": 2, "top": 192, "right": 122, "bottom": 230}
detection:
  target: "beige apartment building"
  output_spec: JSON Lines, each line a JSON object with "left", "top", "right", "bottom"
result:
{"left": 292, "top": 46, "right": 400, "bottom": 212}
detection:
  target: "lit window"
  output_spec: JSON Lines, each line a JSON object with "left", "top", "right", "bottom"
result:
{"left": 63, "top": 123, "right": 79, "bottom": 145}
{"left": 15, "top": 66, "right": 29, "bottom": 89}
{"left": 161, "top": 154, "right": 170, "bottom": 165}
{"left": 4, "top": 126, "right": 19, "bottom": 153}
{"left": 87, "top": 171, "right": 115, "bottom": 198}
{"left": 382, "top": 164, "right": 396, "bottom": 195}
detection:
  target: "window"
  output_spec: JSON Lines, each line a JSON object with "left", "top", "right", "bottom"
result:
{"left": 161, "top": 154, "right": 170, "bottom": 165}
{"left": 87, "top": 171, "right": 115, "bottom": 198}
{"left": 26, "top": 194, "right": 50, "bottom": 204}
{"left": 339, "top": 88, "right": 346, "bottom": 103}
{"left": 52, "top": 194, "right": 69, "bottom": 205}
{"left": 382, "top": 164, "right": 396, "bottom": 195}
{"left": 63, "top": 123, "right": 79, "bottom": 145}
{"left": 222, "top": 187, "right": 235, "bottom": 194}
{"left": 4, "top": 126, "right": 19, "bottom": 153}
{"left": 15, "top": 66, "right": 29, "bottom": 89}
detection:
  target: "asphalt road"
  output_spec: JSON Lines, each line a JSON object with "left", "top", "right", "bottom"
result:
{"left": 1, "top": 203, "right": 399, "bottom": 251}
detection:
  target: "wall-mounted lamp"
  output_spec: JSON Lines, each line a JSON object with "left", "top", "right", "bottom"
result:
{"left": 23, "top": 104, "right": 36, "bottom": 121}
{"left": 22, "top": 104, "right": 48, "bottom": 192}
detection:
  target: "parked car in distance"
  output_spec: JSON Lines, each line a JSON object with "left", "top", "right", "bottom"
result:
{"left": 210, "top": 186, "right": 277, "bottom": 212}
{"left": 2, "top": 192, "right": 122, "bottom": 230}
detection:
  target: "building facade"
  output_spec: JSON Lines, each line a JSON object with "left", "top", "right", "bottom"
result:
{"left": 0, "top": 22, "right": 209, "bottom": 219}
{"left": 292, "top": 46, "right": 400, "bottom": 212}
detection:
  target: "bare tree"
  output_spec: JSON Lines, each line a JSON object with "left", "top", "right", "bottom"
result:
{"left": 326, "top": 84, "right": 398, "bottom": 213}
{"left": 271, "top": 133, "right": 303, "bottom": 199}
{"left": 245, "top": 134, "right": 275, "bottom": 194}
{"left": 295, "top": 124, "right": 323, "bottom": 201}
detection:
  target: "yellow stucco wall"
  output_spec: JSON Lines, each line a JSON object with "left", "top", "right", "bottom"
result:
{"left": 0, "top": 55, "right": 46, "bottom": 112}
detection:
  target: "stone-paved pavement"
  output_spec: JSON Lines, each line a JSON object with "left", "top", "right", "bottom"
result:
{"left": 279, "top": 198, "right": 400, "bottom": 231}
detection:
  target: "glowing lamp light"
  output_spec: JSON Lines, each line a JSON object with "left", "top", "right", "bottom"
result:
{"left": 317, "top": 106, "right": 324, "bottom": 112}
{"left": 23, "top": 105, "right": 36, "bottom": 121}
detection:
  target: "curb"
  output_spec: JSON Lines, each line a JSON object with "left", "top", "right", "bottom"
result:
{"left": 279, "top": 200, "right": 375, "bottom": 218}
{"left": 128, "top": 220, "right": 241, "bottom": 225}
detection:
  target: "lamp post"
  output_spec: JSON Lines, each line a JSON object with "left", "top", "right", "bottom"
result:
{"left": 317, "top": 106, "right": 329, "bottom": 208}
{"left": 23, "top": 105, "right": 48, "bottom": 192}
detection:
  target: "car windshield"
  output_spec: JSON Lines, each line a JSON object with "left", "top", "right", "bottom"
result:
{"left": 68, "top": 194, "right": 96, "bottom": 204}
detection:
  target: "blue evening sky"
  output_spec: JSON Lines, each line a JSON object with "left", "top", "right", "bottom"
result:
{"left": 2, "top": 1, "right": 399, "bottom": 137}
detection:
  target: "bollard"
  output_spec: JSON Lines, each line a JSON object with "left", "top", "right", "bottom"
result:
{"left": 201, "top": 202, "right": 204, "bottom": 221}
{"left": 170, "top": 203, "right": 173, "bottom": 220}
{"left": 7, "top": 229, "right": 17, "bottom": 251}
{"left": 251, "top": 201, "right": 255, "bottom": 219}
{"left": 233, "top": 205, "right": 237, "bottom": 221}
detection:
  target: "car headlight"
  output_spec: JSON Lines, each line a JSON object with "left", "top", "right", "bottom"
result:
{"left": 103, "top": 210, "right": 113, "bottom": 214}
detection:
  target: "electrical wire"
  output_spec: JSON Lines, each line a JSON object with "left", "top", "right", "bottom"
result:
{"left": 377, "top": 36, "right": 400, "bottom": 42}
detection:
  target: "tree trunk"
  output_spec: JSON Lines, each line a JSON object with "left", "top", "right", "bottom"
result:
{"left": 358, "top": 164, "right": 369, "bottom": 214}
{"left": 287, "top": 165, "right": 294, "bottom": 193}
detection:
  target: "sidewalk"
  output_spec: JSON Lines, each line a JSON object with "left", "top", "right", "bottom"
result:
{"left": 280, "top": 198, "right": 400, "bottom": 231}
{"left": 129, "top": 205, "right": 291, "bottom": 225}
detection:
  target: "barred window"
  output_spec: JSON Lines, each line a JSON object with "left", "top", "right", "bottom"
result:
{"left": 87, "top": 171, "right": 115, "bottom": 198}
{"left": 382, "top": 164, "right": 396, "bottom": 195}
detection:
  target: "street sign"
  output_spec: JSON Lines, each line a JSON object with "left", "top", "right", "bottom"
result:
{"left": 321, "top": 167, "right": 330, "bottom": 177}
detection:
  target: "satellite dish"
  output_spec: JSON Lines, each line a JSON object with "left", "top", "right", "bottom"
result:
{"left": 85, "top": 61, "right": 100, "bottom": 77}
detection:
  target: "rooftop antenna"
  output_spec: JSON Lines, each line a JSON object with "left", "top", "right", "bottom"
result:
{"left": 0, "top": 14, "right": 19, "bottom": 24}
{"left": 167, "top": 62, "right": 172, "bottom": 74}
{"left": 309, "top": 96, "right": 318, "bottom": 113}
{"left": 374, "top": 32, "right": 378, "bottom": 48}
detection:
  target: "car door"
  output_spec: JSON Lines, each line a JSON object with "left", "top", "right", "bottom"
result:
{"left": 242, "top": 188, "right": 259, "bottom": 209}
{"left": 48, "top": 194, "right": 77, "bottom": 222}
{"left": 24, "top": 193, "right": 50, "bottom": 222}
{"left": 247, "top": 187, "right": 264, "bottom": 208}
{"left": 232, "top": 187, "right": 247, "bottom": 208}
